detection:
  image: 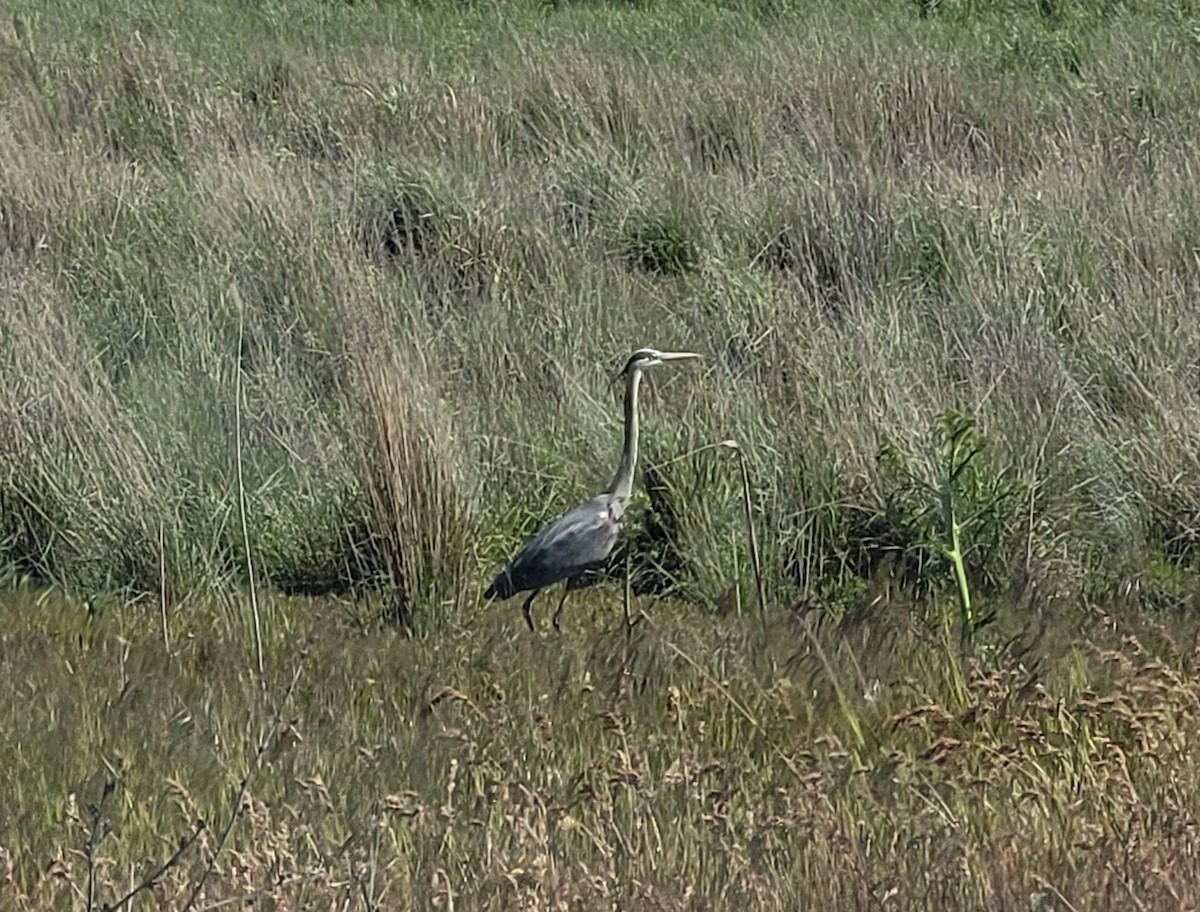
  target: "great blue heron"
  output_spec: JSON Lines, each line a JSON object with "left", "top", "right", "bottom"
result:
{"left": 484, "top": 348, "right": 702, "bottom": 632}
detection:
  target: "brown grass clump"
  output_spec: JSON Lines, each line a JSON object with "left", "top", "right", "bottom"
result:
{"left": 353, "top": 345, "right": 475, "bottom": 633}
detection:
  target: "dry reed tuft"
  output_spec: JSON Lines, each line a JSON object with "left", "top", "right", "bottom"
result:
{"left": 352, "top": 345, "right": 474, "bottom": 632}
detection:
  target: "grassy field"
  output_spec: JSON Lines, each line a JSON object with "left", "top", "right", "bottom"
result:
{"left": 4, "top": 0, "right": 1200, "bottom": 907}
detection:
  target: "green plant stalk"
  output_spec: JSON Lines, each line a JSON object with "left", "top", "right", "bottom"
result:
{"left": 234, "top": 300, "right": 265, "bottom": 683}
{"left": 940, "top": 482, "right": 973, "bottom": 645}
{"left": 738, "top": 454, "right": 768, "bottom": 633}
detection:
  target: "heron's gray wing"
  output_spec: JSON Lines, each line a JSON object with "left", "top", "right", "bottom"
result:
{"left": 485, "top": 494, "right": 622, "bottom": 600}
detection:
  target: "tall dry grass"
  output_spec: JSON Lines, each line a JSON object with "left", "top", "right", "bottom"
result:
{"left": 352, "top": 339, "right": 476, "bottom": 632}
{"left": 3, "top": 2, "right": 1200, "bottom": 622}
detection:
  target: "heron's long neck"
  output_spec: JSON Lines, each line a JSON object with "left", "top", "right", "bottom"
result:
{"left": 606, "top": 368, "right": 642, "bottom": 500}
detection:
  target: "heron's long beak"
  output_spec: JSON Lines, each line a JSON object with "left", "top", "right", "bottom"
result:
{"left": 611, "top": 350, "right": 703, "bottom": 385}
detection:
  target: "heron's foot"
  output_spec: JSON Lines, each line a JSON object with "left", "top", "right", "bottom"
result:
{"left": 552, "top": 609, "right": 564, "bottom": 632}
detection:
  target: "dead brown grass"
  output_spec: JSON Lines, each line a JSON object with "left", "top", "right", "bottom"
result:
{"left": 4, "top": 588, "right": 1200, "bottom": 910}
{"left": 353, "top": 342, "right": 476, "bottom": 632}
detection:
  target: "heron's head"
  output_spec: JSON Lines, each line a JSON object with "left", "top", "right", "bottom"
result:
{"left": 619, "top": 348, "right": 703, "bottom": 377}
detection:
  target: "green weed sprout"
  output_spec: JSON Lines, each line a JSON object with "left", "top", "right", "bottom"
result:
{"left": 937, "top": 412, "right": 981, "bottom": 647}
{"left": 876, "top": 411, "right": 1020, "bottom": 650}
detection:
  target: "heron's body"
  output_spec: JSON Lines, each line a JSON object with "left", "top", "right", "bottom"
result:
{"left": 483, "top": 493, "right": 625, "bottom": 629}
{"left": 484, "top": 348, "right": 700, "bottom": 632}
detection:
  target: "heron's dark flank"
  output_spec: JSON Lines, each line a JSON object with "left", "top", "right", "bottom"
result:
{"left": 483, "top": 348, "right": 701, "bottom": 632}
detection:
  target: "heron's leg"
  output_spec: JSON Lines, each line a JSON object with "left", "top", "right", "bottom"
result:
{"left": 521, "top": 590, "right": 540, "bottom": 633}
{"left": 552, "top": 578, "right": 577, "bottom": 631}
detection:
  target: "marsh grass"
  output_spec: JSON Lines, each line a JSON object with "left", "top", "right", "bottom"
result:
{"left": 5, "top": 0, "right": 1200, "bottom": 616}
